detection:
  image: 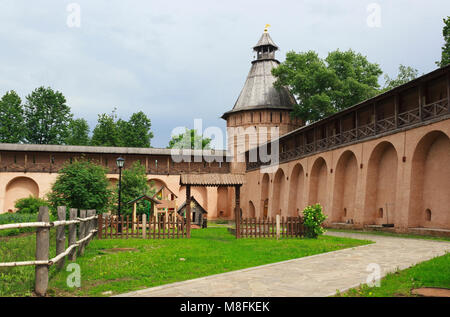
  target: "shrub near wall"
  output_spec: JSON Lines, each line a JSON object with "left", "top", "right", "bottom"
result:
{"left": 0, "top": 213, "right": 39, "bottom": 237}
{"left": 15, "top": 196, "right": 49, "bottom": 214}
{"left": 302, "top": 204, "right": 327, "bottom": 238}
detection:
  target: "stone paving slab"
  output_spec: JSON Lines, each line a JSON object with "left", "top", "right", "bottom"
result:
{"left": 116, "top": 232, "right": 450, "bottom": 297}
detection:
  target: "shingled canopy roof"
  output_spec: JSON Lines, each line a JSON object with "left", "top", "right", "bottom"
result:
{"left": 180, "top": 173, "right": 245, "bottom": 187}
{"left": 127, "top": 194, "right": 161, "bottom": 205}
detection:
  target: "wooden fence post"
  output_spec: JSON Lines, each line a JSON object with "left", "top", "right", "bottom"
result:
{"left": 68, "top": 209, "right": 78, "bottom": 261}
{"left": 91, "top": 209, "right": 97, "bottom": 238}
{"left": 98, "top": 213, "right": 103, "bottom": 240}
{"left": 276, "top": 214, "right": 280, "bottom": 240}
{"left": 235, "top": 185, "right": 241, "bottom": 239}
{"left": 89, "top": 210, "right": 96, "bottom": 243}
{"left": 142, "top": 214, "right": 147, "bottom": 239}
{"left": 35, "top": 206, "right": 50, "bottom": 296}
{"left": 56, "top": 206, "right": 66, "bottom": 270}
{"left": 78, "top": 210, "right": 86, "bottom": 256}
{"left": 86, "top": 210, "right": 92, "bottom": 244}
{"left": 103, "top": 213, "right": 109, "bottom": 239}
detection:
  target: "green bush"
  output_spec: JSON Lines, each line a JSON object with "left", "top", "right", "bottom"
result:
{"left": 47, "top": 158, "right": 113, "bottom": 217}
{"left": 0, "top": 212, "right": 57, "bottom": 237}
{"left": 302, "top": 204, "right": 327, "bottom": 238}
{"left": 14, "top": 196, "right": 49, "bottom": 214}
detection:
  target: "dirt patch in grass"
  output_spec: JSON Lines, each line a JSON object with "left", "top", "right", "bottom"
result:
{"left": 99, "top": 248, "right": 139, "bottom": 254}
{"left": 411, "top": 287, "right": 450, "bottom": 297}
{"left": 0, "top": 231, "right": 34, "bottom": 241}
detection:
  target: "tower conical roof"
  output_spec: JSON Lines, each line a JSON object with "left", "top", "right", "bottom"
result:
{"left": 253, "top": 32, "right": 279, "bottom": 50}
{"left": 222, "top": 32, "right": 296, "bottom": 119}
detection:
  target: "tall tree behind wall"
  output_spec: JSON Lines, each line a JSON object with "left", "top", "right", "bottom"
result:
{"left": 65, "top": 118, "right": 91, "bottom": 146}
{"left": 272, "top": 49, "right": 382, "bottom": 123}
{"left": 0, "top": 90, "right": 25, "bottom": 143}
{"left": 437, "top": 16, "right": 450, "bottom": 67}
{"left": 23, "top": 86, "right": 73, "bottom": 144}
{"left": 117, "top": 111, "right": 154, "bottom": 147}
{"left": 383, "top": 65, "right": 419, "bottom": 92}
{"left": 91, "top": 109, "right": 154, "bottom": 147}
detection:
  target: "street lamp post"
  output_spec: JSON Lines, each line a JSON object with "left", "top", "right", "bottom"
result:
{"left": 116, "top": 157, "right": 125, "bottom": 233}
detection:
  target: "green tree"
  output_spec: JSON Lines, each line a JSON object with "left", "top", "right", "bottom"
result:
{"left": 117, "top": 161, "right": 155, "bottom": 216}
{"left": 15, "top": 196, "right": 49, "bottom": 214}
{"left": 383, "top": 65, "right": 419, "bottom": 91}
{"left": 91, "top": 110, "right": 121, "bottom": 147}
{"left": 0, "top": 90, "right": 25, "bottom": 143}
{"left": 65, "top": 118, "right": 90, "bottom": 145}
{"left": 117, "top": 111, "right": 154, "bottom": 147}
{"left": 436, "top": 16, "right": 450, "bottom": 67}
{"left": 167, "top": 128, "right": 212, "bottom": 149}
{"left": 47, "top": 159, "right": 112, "bottom": 216}
{"left": 272, "top": 49, "right": 382, "bottom": 122}
{"left": 24, "top": 87, "right": 73, "bottom": 144}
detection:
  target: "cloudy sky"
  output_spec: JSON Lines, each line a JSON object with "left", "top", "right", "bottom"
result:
{"left": 0, "top": 0, "right": 449, "bottom": 148}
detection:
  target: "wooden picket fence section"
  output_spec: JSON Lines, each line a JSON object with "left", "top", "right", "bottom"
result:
{"left": 0, "top": 206, "right": 98, "bottom": 296}
{"left": 239, "top": 216, "right": 304, "bottom": 238}
{"left": 98, "top": 213, "right": 187, "bottom": 239}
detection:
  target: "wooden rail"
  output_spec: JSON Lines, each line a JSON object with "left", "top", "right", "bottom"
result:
{"left": 0, "top": 206, "right": 98, "bottom": 296}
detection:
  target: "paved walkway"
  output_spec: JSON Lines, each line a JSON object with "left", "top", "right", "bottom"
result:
{"left": 116, "top": 232, "right": 450, "bottom": 297}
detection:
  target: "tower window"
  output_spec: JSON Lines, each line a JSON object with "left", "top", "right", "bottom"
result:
{"left": 270, "top": 112, "right": 273, "bottom": 122}
{"left": 259, "top": 112, "right": 262, "bottom": 122}
{"left": 280, "top": 112, "right": 282, "bottom": 123}
{"left": 425, "top": 209, "right": 432, "bottom": 221}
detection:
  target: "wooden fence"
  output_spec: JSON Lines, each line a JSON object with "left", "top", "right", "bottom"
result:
{"left": 238, "top": 215, "right": 304, "bottom": 239}
{"left": 98, "top": 213, "right": 187, "bottom": 239}
{"left": 0, "top": 206, "right": 97, "bottom": 296}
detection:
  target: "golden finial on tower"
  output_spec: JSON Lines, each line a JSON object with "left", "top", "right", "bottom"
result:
{"left": 264, "top": 24, "right": 271, "bottom": 33}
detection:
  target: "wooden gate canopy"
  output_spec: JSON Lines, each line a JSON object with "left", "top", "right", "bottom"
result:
{"left": 180, "top": 173, "right": 245, "bottom": 239}
{"left": 180, "top": 173, "right": 245, "bottom": 187}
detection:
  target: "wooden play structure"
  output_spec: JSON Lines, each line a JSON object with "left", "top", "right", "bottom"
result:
{"left": 152, "top": 184, "right": 178, "bottom": 225}
{"left": 177, "top": 196, "right": 208, "bottom": 228}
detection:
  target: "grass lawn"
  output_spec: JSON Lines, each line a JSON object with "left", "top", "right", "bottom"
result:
{"left": 335, "top": 252, "right": 450, "bottom": 297}
{"left": 327, "top": 228, "right": 450, "bottom": 242}
{"left": 0, "top": 230, "right": 59, "bottom": 296}
{"left": 1, "top": 227, "right": 370, "bottom": 297}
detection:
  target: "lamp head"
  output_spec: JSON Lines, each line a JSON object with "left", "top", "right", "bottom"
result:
{"left": 116, "top": 157, "right": 125, "bottom": 168}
